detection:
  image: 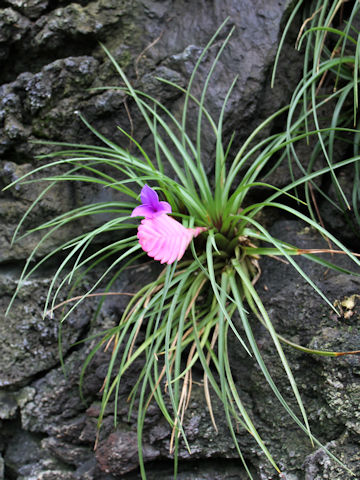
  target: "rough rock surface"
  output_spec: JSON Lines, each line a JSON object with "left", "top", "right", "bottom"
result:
{"left": 1, "top": 1, "right": 359, "bottom": 480}
{"left": 0, "top": 266, "right": 92, "bottom": 387}
{"left": 0, "top": 0, "right": 300, "bottom": 260}
{"left": 1, "top": 221, "right": 359, "bottom": 480}
{"left": 319, "top": 164, "right": 360, "bottom": 250}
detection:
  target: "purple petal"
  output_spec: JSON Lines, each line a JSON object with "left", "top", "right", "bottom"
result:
{"left": 157, "top": 201, "right": 172, "bottom": 215}
{"left": 140, "top": 184, "right": 160, "bottom": 210}
{"left": 131, "top": 204, "right": 156, "bottom": 218}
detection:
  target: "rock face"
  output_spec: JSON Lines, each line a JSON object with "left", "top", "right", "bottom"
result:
{"left": 0, "top": 267, "right": 91, "bottom": 387}
{"left": 1, "top": 1, "right": 359, "bottom": 480}
{"left": 2, "top": 222, "right": 360, "bottom": 480}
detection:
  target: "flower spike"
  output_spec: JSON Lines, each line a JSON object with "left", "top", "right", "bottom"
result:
{"left": 132, "top": 185, "right": 206, "bottom": 264}
{"left": 137, "top": 214, "right": 206, "bottom": 264}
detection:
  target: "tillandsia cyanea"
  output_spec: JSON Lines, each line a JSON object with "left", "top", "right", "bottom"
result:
{"left": 4, "top": 13, "right": 360, "bottom": 480}
{"left": 131, "top": 185, "right": 207, "bottom": 264}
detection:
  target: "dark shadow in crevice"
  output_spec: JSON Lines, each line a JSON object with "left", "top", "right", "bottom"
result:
{"left": 0, "top": 35, "right": 99, "bottom": 85}
{"left": 117, "top": 457, "right": 259, "bottom": 480}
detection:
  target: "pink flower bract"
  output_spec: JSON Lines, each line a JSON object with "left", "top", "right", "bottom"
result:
{"left": 137, "top": 214, "right": 206, "bottom": 264}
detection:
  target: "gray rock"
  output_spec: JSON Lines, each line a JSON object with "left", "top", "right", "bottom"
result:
{"left": 0, "top": 54, "right": 99, "bottom": 153}
{"left": 0, "top": 391, "right": 18, "bottom": 419}
{"left": 20, "top": 349, "right": 92, "bottom": 435}
{"left": 95, "top": 430, "right": 159, "bottom": 475}
{"left": 0, "top": 161, "right": 76, "bottom": 262}
{"left": 319, "top": 164, "right": 360, "bottom": 248}
{"left": 33, "top": 1, "right": 127, "bottom": 49}
{"left": 41, "top": 436, "right": 93, "bottom": 467}
{"left": 0, "top": 54, "right": 133, "bottom": 263}
{"left": 250, "top": 219, "right": 360, "bottom": 479}
{"left": 0, "top": 453, "right": 3, "bottom": 480}
{"left": 4, "top": 430, "right": 78, "bottom": 480}
{"left": 1, "top": 1, "right": 359, "bottom": 479}
{"left": 0, "top": 0, "right": 302, "bottom": 268}
{"left": 0, "top": 267, "right": 91, "bottom": 386}
{"left": 1, "top": 219, "right": 357, "bottom": 480}
{"left": 303, "top": 440, "right": 360, "bottom": 480}
{"left": 0, "top": 1, "right": 300, "bottom": 246}
{"left": 5, "top": 0, "right": 49, "bottom": 20}
{"left": 0, "top": 8, "right": 30, "bottom": 43}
